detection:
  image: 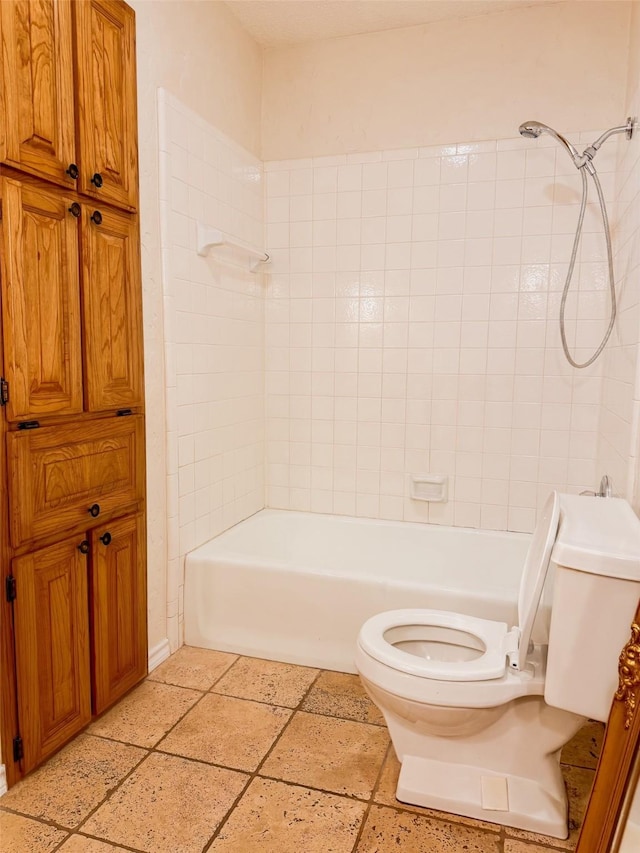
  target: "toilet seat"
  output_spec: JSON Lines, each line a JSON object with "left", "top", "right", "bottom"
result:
{"left": 355, "top": 639, "right": 546, "bottom": 708}
{"left": 358, "top": 609, "right": 513, "bottom": 681}
{"left": 358, "top": 491, "right": 561, "bottom": 684}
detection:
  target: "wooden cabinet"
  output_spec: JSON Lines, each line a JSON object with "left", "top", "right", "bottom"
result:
{"left": 0, "top": 178, "right": 143, "bottom": 420}
{"left": 74, "top": 0, "right": 138, "bottom": 211}
{"left": 7, "top": 416, "right": 144, "bottom": 547}
{"left": 0, "top": 0, "right": 138, "bottom": 212}
{"left": 9, "top": 513, "right": 145, "bottom": 772}
{"left": 81, "top": 205, "right": 143, "bottom": 410}
{"left": 11, "top": 538, "right": 92, "bottom": 774}
{"left": 91, "top": 514, "right": 146, "bottom": 714}
{"left": 0, "top": 0, "right": 146, "bottom": 787}
{"left": 0, "top": 0, "right": 76, "bottom": 188}
{"left": 0, "top": 178, "right": 83, "bottom": 421}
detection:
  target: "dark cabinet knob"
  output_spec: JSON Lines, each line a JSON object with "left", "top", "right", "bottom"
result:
{"left": 99, "top": 532, "right": 112, "bottom": 546}
{"left": 68, "top": 202, "right": 81, "bottom": 218}
{"left": 88, "top": 503, "right": 101, "bottom": 518}
{"left": 90, "top": 172, "right": 103, "bottom": 188}
{"left": 78, "top": 540, "right": 90, "bottom": 554}
{"left": 66, "top": 163, "right": 79, "bottom": 179}
{"left": 90, "top": 210, "right": 102, "bottom": 225}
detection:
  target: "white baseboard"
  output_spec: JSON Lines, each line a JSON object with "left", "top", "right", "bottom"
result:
{"left": 0, "top": 764, "right": 7, "bottom": 797}
{"left": 148, "top": 638, "right": 171, "bottom": 672}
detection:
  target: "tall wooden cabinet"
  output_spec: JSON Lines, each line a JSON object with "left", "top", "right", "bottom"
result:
{"left": 0, "top": 0, "right": 147, "bottom": 785}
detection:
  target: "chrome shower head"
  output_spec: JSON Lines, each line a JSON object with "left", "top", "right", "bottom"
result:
{"left": 518, "top": 121, "right": 546, "bottom": 139}
{"left": 518, "top": 120, "right": 581, "bottom": 164}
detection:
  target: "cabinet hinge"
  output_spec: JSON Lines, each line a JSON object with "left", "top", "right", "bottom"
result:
{"left": 13, "top": 736, "right": 23, "bottom": 762}
{"left": 0, "top": 378, "right": 8, "bottom": 405}
{"left": 5, "top": 575, "right": 16, "bottom": 603}
{"left": 17, "top": 420, "right": 40, "bottom": 430}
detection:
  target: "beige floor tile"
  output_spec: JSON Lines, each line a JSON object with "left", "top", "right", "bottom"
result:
{"left": 0, "top": 810, "right": 68, "bottom": 852}
{"left": 211, "top": 656, "right": 318, "bottom": 707}
{"left": 88, "top": 680, "right": 201, "bottom": 747}
{"left": 58, "top": 836, "right": 132, "bottom": 852}
{"left": 374, "top": 750, "right": 501, "bottom": 832}
{"left": 356, "top": 805, "right": 502, "bottom": 852}
{"left": 504, "top": 841, "right": 568, "bottom": 852}
{"left": 561, "top": 720, "right": 604, "bottom": 770}
{"left": 505, "top": 764, "right": 595, "bottom": 850}
{"left": 261, "top": 710, "right": 389, "bottom": 798}
{"left": 209, "top": 777, "right": 366, "bottom": 853}
{"left": 147, "top": 645, "right": 237, "bottom": 691}
{"left": 81, "top": 752, "right": 248, "bottom": 853}
{"left": 302, "top": 671, "right": 385, "bottom": 725}
{"left": 0, "top": 735, "right": 145, "bottom": 829}
{"left": 158, "top": 693, "right": 291, "bottom": 771}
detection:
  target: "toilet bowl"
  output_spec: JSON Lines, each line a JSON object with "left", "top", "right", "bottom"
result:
{"left": 355, "top": 492, "right": 640, "bottom": 838}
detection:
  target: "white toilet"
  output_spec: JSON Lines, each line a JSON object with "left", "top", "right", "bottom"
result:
{"left": 355, "top": 492, "right": 640, "bottom": 838}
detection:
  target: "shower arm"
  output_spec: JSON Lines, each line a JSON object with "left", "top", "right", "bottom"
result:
{"left": 575, "top": 118, "right": 634, "bottom": 168}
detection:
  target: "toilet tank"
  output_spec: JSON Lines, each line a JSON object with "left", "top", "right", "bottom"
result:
{"left": 544, "top": 495, "right": 640, "bottom": 723}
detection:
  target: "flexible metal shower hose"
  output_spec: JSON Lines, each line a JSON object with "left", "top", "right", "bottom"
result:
{"left": 558, "top": 165, "right": 617, "bottom": 369}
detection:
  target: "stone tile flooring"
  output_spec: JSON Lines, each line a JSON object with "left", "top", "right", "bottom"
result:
{"left": 0, "top": 646, "right": 604, "bottom": 853}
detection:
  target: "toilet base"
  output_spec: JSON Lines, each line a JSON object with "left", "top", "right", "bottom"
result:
{"left": 397, "top": 754, "right": 569, "bottom": 839}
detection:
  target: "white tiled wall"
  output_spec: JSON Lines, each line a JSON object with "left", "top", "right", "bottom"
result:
{"left": 264, "top": 133, "right": 617, "bottom": 533}
{"left": 155, "top": 90, "right": 635, "bottom": 646}
{"left": 597, "top": 90, "right": 640, "bottom": 507}
{"left": 158, "top": 90, "right": 265, "bottom": 649}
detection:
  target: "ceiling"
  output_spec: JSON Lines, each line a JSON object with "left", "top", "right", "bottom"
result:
{"left": 224, "top": 0, "right": 563, "bottom": 47}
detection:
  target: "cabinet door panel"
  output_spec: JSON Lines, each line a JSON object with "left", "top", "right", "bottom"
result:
{"left": 81, "top": 206, "right": 143, "bottom": 411}
{"left": 91, "top": 513, "right": 147, "bottom": 714}
{"left": 7, "top": 415, "right": 144, "bottom": 547}
{"left": 1, "top": 178, "right": 83, "bottom": 420}
{"left": 13, "top": 538, "right": 91, "bottom": 773}
{"left": 0, "top": 0, "right": 76, "bottom": 186}
{"left": 74, "top": 0, "right": 138, "bottom": 210}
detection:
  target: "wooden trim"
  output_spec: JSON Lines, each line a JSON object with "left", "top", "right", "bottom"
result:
{"left": 576, "top": 598, "right": 640, "bottom": 853}
{"left": 0, "top": 177, "right": 21, "bottom": 786}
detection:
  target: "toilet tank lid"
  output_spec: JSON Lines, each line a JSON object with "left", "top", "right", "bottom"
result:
{"left": 551, "top": 494, "right": 640, "bottom": 580}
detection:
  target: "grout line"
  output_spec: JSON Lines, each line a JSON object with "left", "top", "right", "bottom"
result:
{"left": 146, "top": 652, "right": 240, "bottom": 691}
{"left": 0, "top": 737, "right": 149, "bottom": 836}
{"left": 71, "top": 741, "right": 150, "bottom": 835}
{"left": 201, "top": 667, "right": 324, "bottom": 852}
{"left": 26, "top": 656, "right": 257, "bottom": 852}
{"left": 4, "top": 653, "right": 594, "bottom": 852}
{"left": 54, "top": 673, "right": 230, "bottom": 843}
{"left": 349, "top": 741, "right": 394, "bottom": 852}
{"left": 0, "top": 804, "right": 76, "bottom": 835}
{"left": 251, "top": 770, "right": 372, "bottom": 803}
{"left": 52, "top": 828, "right": 147, "bottom": 853}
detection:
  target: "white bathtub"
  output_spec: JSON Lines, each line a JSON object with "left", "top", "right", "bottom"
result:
{"left": 184, "top": 509, "right": 533, "bottom": 673}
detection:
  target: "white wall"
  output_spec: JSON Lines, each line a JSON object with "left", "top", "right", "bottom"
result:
{"left": 159, "top": 91, "right": 265, "bottom": 649}
{"left": 597, "top": 0, "right": 640, "bottom": 509}
{"left": 130, "top": 0, "right": 263, "bottom": 650}
{"left": 262, "top": 1, "right": 631, "bottom": 161}
{"left": 264, "top": 130, "right": 614, "bottom": 532}
{"left": 127, "top": 0, "right": 639, "bottom": 651}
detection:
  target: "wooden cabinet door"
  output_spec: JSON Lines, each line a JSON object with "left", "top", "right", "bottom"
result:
{"left": 7, "top": 415, "right": 145, "bottom": 547}
{"left": 90, "top": 513, "right": 146, "bottom": 714}
{"left": 74, "top": 0, "right": 138, "bottom": 211}
{"left": 81, "top": 205, "right": 143, "bottom": 411}
{"left": 12, "top": 538, "right": 92, "bottom": 773}
{"left": 0, "top": 0, "right": 77, "bottom": 187}
{"left": 0, "top": 178, "right": 83, "bottom": 421}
